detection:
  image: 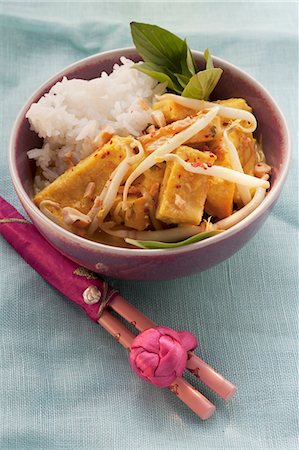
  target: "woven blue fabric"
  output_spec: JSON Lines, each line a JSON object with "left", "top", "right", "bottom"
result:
{"left": 0, "top": 2, "right": 298, "bottom": 449}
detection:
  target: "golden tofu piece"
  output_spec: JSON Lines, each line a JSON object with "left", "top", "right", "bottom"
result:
{"left": 124, "top": 196, "right": 150, "bottom": 231}
{"left": 138, "top": 123, "right": 175, "bottom": 153}
{"left": 109, "top": 195, "right": 150, "bottom": 231}
{"left": 126, "top": 165, "right": 166, "bottom": 231}
{"left": 109, "top": 164, "right": 166, "bottom": 231}
{"left": 134, "top": 163, "right": 165, "bottom": 192}
{"left": 205, "top": 140, "right": 235, "bottom": 219}
{"left": 228, "top": 128, "right": 256, "bottom": 176}
{"left": 153, "top": 99, "right": 196, "bottom": 123}
{"left": 216, "top": 98, "right": 252, "bottom": 112}
{"left": 156, "top": 146, "right": 216, "bottom": 225}
{"left": 187, "top": 116, "right": 222, "bottom": 144}
{"left": 228, "top": 128, "right": 257, "bottom": 206}
{"left": 109, "top": 194, "right": 126, "bottom": 225}
{"left": 139, "top": 114, "right": 222, "bottom": 155}
{"left": 206, "top": 177, "right": 235, "bottom": 219}
{"left": 33, "top": 136, "right": 130, "bottom": 221}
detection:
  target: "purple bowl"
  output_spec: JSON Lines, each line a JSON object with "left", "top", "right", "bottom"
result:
{"left": 9, "top": 48, "right": 291, "bottom": 280}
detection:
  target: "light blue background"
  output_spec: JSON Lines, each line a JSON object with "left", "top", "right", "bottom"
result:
{"left": 0, "top": 2, "right": 298, "bottom": 449}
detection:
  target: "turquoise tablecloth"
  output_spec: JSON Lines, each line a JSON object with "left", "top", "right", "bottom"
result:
{"left": 0, "top": 2, "right": 298, "bottom": 449}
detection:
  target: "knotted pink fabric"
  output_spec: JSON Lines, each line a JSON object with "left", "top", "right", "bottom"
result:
{"left": 129, "top": 326, "right": 197, "bottom": 387}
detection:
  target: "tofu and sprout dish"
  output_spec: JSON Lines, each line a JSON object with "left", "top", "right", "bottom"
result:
{"left": 27, "top": 23, "right": 271, "bottom": 249}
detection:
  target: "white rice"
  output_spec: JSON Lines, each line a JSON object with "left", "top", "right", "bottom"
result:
{"left": 26, "top": 57, "right": 166, "bottom": 190}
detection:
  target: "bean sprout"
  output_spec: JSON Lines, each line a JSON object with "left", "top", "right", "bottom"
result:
{"left": 122, "top": 107, "right": 219, "bottom": 210}
{"left": 156, "top": 93, "right": 257, "bottom": 132}
{"left": 157, "top": 154, "right": 270, "bottom": 189}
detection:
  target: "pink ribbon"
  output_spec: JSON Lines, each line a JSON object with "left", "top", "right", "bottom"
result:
{"left": 129, "top": 326, "right": 197, "bottom": 387}
{"left": 0, "top": 197, "right": 118, "bottom": 321}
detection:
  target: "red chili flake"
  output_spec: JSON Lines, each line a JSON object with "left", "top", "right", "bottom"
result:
{"left": 207, "top": 162, "right": 213, "bottom": 167}
{"left": 191, "top": 161, "right": 209, "bottom": 170}
{"left": 204, "top": 134, "right": 210, "bottom": 138}
{"left": 178, "top": 174, "right": 182, "bottom": 178}
{"left": 175, "top": 184, "right": 181, "bottom": 189}
{"left": 144, "top": 207, "right": 150, "bottom": 214}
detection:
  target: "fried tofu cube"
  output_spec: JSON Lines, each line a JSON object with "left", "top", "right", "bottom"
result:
{"left": 134, "top": 163, "right": 165, "bottom": 192}
{"left": 227, "top": 128, "right": 257, "bottom": 206}
{"left": 153, "top": 99, "right": 196, "bottom": 123}
{"left": 187, "top": 116, "right": 222, "bottom": 144}
{"left": 33, "top": 136, "right": 130, "bottom": 221}
{"left": 156, "top": 146, "right": 216, "bottom": 225}
{"left": 124, "top": 196, "right": 150, "bottom": 231}
{"left": 205, "top": 178, "right": 235, "bottom": 219}
{"left": 205, "top": 140, "right": 235, "bottom": 219}
{"left": 216, "top": 98, "right": 252, "bottom": 112}
{"left": 109, "top": 164, "right": 166, "bottom": 232}
{"left": 139, "top": 115, "right": 222, "bottom": 156}
{"left": 123, "top": 164, "right": 166, "bottom": 231}
{"left": 153, "top": 99, "right": 222, "bottom": 143}
{"left": 228, "top": 128, "right": 256, "bottom": 176}
{"left": 110, "top": 195, "right": 150, "bottom": 231}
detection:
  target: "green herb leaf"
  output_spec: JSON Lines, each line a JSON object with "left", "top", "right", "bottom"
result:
{"left": 130, "top": 23, "right": 222, "bottom": 100}
{"left": 204, "top": 48, "right": 214, "bottom": 69}
{"left": 180, "top": 39, "right": 197, "bottom": 76}
{"left": 125, "top": 230, "right": 222, "bottom": 249}
{"left": 173, "top": 73, "right": 190, "bottom": 89}
{"left": 130, "top": 22, "right": 185, "bottom": 72}
{"left": 182, "top": 67, "right": 223, "bottom": 100}
{"left": 187, "top": 46, "right": 198, "bottom": 75}
{"left": 133, "top": 62, "right": 182, "bottom": 93}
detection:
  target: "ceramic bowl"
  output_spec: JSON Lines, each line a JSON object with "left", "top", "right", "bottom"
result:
{"left": 9, "top": 48, "right": 291, "bottom": 280}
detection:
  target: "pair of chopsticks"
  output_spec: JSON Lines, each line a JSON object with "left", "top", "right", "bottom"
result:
{"left": 99, "top": 293, "right": 236, "bottom": 420}
{"left": 0, "top": 196, "right": 236, "bottom": 421}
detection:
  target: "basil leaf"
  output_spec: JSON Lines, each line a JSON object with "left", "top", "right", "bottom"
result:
{"left": 180, "top": 39, "right": 197, "bottom": 76}
{"left": 125, "top": 230, "right": 222, "bottom": 249}
{"left": 130, "top": 22, "right": 184, "bottom": 72}
{"left": 130, "top": 23, "right": 222, "bottom": 100}
{"left": 204, "top": 48, "right": 214, "bottom": 69}
{"left": 174, "top": 73, "right": 190, "bottom": 89}
{"left": 187, "top": 47, "right": 198, "bottom": 75}
{"left": 133, "top": 62, "right": 182, "bottom": 93}
{"left": 163, "top": 66, "right": 185, "bottom": 92}
{"left": 182, "top": 67, "right": 223, "bottom": 100}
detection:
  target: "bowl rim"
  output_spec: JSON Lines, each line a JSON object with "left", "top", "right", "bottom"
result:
{"left": 9, "top": 47, "right": 292, "bottom": 257}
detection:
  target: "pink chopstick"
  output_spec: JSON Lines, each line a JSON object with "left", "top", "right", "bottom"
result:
{"left": 98, "top": 308, "right": 216, "bottom": 420}
{"left": 0, "top": 196, "right": 236, "bottom": 421}
{"left": 110, "top": 294, "right": 236, "bottom": 400}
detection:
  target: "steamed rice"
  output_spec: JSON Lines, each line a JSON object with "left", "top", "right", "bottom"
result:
{"left": 26, "top": 57, "right": 165, "bottom": 190}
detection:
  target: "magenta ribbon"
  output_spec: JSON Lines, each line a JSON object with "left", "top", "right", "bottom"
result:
{"left": 0, "top": 196, "right": 118, "bottom": 322}
{"left": 129, "top": 326, "right": 198, "bottom": 387}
